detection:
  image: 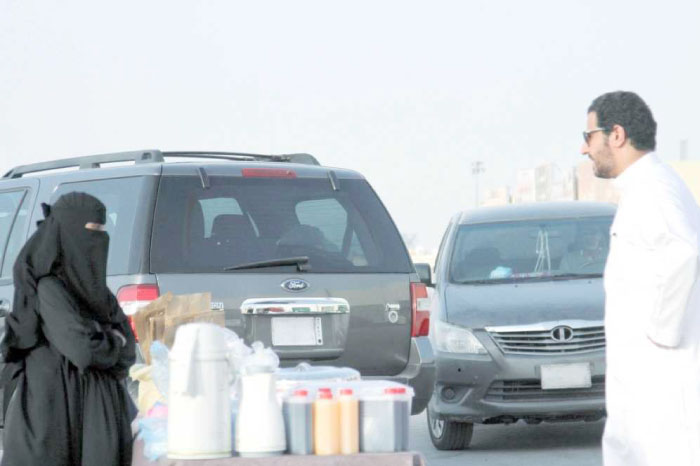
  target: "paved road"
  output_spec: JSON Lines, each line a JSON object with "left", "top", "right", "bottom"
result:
{"left": 1, "top": 413, "right": 604, "bottom": 465}
{"left": 409, "top": 412, "right": 605, "bottom": 466}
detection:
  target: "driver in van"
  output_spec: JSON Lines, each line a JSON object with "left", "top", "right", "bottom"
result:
{"left": 558, "top": 226, "right": 606, "bottom": 273}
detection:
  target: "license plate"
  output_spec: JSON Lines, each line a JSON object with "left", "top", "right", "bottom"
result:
{"left": 271, "top": 316, "right": 323, "bottom": 346}
{"left": 540, "top": 363, "right": 592, "bottom": 390}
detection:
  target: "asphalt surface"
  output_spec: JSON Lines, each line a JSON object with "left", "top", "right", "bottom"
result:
{"left": 0, "top": 412, "right": 604, "bottom": 465}
{"left": 409, "top": 411, "right": 605, "bottom": 466}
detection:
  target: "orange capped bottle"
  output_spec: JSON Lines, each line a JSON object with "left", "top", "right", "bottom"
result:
{"left": 338, "top": 388, "right": 359, "bottom": 454}
{"left": 313, "top": 389, "right": 340, "bottom": 455}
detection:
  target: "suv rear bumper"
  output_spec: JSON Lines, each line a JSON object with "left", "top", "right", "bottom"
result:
{"left": 363, "top": 336, "right": 435, "bottom": 415}
{"left": 431, "top": 349, "right": 606, "bottom": 423}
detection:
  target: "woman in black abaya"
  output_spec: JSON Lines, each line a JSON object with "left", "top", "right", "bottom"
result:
{"left": 0, "top": 192, "right": 136, "bottom": 466}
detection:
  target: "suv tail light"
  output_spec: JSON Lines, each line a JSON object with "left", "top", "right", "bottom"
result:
{"left": 242, "top": 168, "right": 297, "bottom": 178}
{"left": 117, "top": 284, "right": 160, "bottom": 341}
{"left": 411, "top": 282, "right": 430, "bottom": 337}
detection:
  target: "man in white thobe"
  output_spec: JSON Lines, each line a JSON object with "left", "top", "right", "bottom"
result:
{"left": 582, "top": 91, "right": 700, "bottom": 466}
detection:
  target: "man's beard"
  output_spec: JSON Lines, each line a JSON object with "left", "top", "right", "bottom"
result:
{"left": 593, "top": 148, "right": 615, "bottom": 179}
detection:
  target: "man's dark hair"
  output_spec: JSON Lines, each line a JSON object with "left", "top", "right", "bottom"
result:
{"left": 588, "top": 91, "right": 657, "bottom": 151}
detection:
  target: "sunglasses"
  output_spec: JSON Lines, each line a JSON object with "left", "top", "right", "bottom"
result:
{"left": 582, "top": 127, "right": 606, "bottom": 144}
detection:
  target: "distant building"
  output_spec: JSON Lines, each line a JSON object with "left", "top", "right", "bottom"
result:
{"left": 513, "top": 163, "right": 575, "bottom": 204}
{"left": 575, "top": 160, "right": 619, "bottom": 203}
{"left": 492, "top": 157, "right": 697, "bottom": 210}
{"left": 481, "top": 186, "right": 511, "bottom": 206}
{"left": 513, "top": 168, "right": 536, "bottom": 204}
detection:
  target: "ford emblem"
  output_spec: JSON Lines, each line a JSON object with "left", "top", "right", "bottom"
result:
{"left": 281, "top": 278, "right": 310, "bottom": 292}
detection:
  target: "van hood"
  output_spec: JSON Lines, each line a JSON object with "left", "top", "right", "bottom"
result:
{"left": 444, "top": 278, "right": 605, "bottom": 328}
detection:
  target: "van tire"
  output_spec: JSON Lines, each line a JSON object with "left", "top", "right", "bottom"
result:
{"left": 427, "top": 406, "right": 474, "bottom": 450}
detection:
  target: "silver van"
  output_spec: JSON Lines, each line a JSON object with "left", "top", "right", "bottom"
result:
{"left": 427, "top": 202, "right": 614, "bottom": 449}
{"left": 0, "top": 150, "right": 435, "bottom": 419}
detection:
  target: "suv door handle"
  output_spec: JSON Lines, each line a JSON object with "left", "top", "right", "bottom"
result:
{"left": 0, "top": 299, "right": 11, "bottom": 317}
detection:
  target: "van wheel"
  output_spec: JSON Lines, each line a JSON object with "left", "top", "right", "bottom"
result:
{"left": 427, "top": 407, "right": 474, "bottom": 450}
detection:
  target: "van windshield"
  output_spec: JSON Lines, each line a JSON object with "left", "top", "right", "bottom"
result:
{"left": 150, "top": 175, "right": 413, "bottom": 274}
{"left": 449, "top": 216, "right": 613, "bottom": 284}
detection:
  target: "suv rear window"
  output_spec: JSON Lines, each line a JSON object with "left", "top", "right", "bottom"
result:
{"left": 449, "top": 216, "right": 613, "bottom": 283}
{"left": 150, "top": 175, "right": 413, "bottom": 273}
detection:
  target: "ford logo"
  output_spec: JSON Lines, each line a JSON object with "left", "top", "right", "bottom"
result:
{"left": 281, "top": 278, "right": 310, "bottom": 292}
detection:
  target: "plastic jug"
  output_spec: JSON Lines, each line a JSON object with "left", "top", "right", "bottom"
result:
{"left": 167, "top": 323, "right": 231, "bottom": 459}
{"left": 313, "top": 389, "right": 341, "bottom": 455}
{"left": 282, "top": 389, "right": 314, "bottom": 455}
{"left": 386, "top": 387, "right": 411, "bottom": 451}
{"left": 359, "top": 386, "right": 396, "bottom": 453}
{"left": 338, "top": 388, "right": 359, "bottom": 454}
{"left": 236, "top": 370, "right": 286, "bottom": 457}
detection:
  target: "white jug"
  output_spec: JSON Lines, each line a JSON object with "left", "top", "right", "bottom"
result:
{"left": 168, "top": 323, "right": 231, "bottom": 459}
{"left": 236, "top": 370, "right": 286, "bottom": 457}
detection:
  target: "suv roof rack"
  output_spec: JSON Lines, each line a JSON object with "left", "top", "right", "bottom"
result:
{"left": 162, "top": 151, "right": 320, "bottom": 166}
{"left": 3, "top": 150, "right": 164, "bottom": 179}
{"left": 3, "top": 150, "right": 320, "bottom": 179}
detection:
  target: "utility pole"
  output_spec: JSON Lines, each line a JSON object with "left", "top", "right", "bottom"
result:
{"left": 472, "top": 161, "right": 485, "bottom": 207}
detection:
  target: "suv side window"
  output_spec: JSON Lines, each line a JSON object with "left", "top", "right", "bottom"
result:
{"left": 0, "top": 190, "right": 29, "bottom": 277}
{"left": 51, "top": 177, "right": 147, "bottom": 275}
{"left": 1, "top": 191, "right": 31, "bottom": 278}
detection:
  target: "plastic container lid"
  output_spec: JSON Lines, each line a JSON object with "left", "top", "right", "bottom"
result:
{"left": 276, "top": 363, "right": 361, "bottom": 382}
{"left": 385, "top": 387, "right": 407, "bottom": 395}
{"left": 339, "top": 388, "right": 354, "bottom": 396}
{"left": 293, "top": 389, "right": 309, "bottom": 397}
{"left": 318, "top": 392, "right": 333, "bottom": 400}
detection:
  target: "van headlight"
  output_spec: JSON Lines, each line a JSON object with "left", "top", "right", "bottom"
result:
{"left": 432, "top": 320, "right": 488, "bottom": 354}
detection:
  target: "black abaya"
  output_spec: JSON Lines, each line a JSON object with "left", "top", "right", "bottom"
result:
{"left": 1, "top": 193, "right": 136, "bottom": 466}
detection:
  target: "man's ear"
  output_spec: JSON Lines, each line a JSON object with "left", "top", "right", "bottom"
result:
{"left": 609, "top": 124, "right": 627, "bottom": 149}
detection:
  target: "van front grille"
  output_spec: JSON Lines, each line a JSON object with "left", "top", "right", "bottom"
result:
{"left": 487, "top": 325, "right": 605, "bottom": 355}
{"left": 485, "top": 376, "right": 605, "bottom": 402}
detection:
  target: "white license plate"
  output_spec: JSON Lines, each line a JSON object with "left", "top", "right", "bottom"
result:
{"left": 271, "top": 317, "right": 323, "bottom": 346}
{"left": 540, "top": 363, "right": 592, "bottom": 390}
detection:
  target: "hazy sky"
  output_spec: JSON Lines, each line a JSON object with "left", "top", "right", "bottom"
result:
{"left": 1, "top": 0, "right": 699, "bottom": 250}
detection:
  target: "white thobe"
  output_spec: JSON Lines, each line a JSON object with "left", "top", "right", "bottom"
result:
{"left": 603, "top": 153, "right": 700, "bottom": 466}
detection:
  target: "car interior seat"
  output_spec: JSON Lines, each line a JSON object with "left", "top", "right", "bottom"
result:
{"left": 209, "top": 214, "right": 262, "bottom": 264}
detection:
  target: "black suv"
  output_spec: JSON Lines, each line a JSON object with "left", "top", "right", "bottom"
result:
{"left": 0, "top": 150, "right": 435, "bottom": 418}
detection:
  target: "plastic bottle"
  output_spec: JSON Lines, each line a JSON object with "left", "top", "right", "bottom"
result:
{"left": 386, "top": 387, "right": 411, "bottom": 451}
{"left": 313, "top": 389, "right": 340, "bottom": 455}
{"left": 359, "top": 386, "right": 396, "bottom": 453}
{"left": 283, "top": 389, "right": 314, "bottom": 455}
{"left": 338, "top": 388, "right": 359, "bottom": 455}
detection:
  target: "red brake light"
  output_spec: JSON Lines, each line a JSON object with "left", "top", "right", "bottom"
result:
{"left": 241, "top": 168, "right": 297, "bottom": 179}
{"left": 411, "top": 282, "right": 430, "bottom": 337}
{"left": 117, "top": 284, "right": 160, "bottom": 341}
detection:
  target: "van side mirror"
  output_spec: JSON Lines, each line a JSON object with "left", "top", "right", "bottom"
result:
{"left": 414, "top": 263, "right": 433, "bottom": 287}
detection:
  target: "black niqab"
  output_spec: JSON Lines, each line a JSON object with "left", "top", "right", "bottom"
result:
{"left": 50, "top": 192, "right": 113, "bottom": 323}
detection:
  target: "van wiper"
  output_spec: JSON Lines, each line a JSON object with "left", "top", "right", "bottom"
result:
{"left": 550, "top": 273, "right": 602, "bottom": 280}
{"left": 455, "top": 278, "right": 518, "bottom": 285}
{"left": 454, "top": 273, "right": 601, "bottom": 285}
{"left": 224, "top": 256, "right": 310, "bottom": 272}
